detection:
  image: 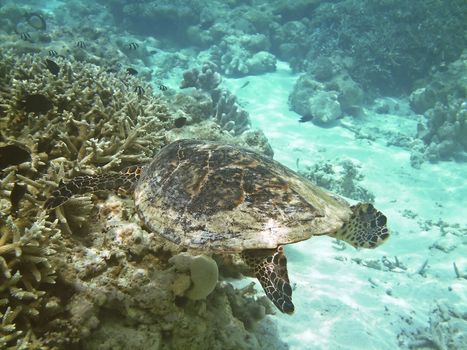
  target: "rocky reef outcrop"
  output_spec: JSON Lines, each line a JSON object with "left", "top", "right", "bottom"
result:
{"left": 289, "top": 63, "right": 364, "bottom": 124}
{"left": 180, "top": 62, "right": 253, "bottom": 136}
{"left": 408, "top": 50, "right": 467, "bottom": 166}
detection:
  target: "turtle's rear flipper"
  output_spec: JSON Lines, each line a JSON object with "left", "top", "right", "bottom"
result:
{"left": 44, "top": 165, "right": 142, "bottom": 209}
{"left": 242, "top": 246, "right": 294, "bottom": 314}
{"left": 333, "top": 203, "right": 390, "bottom": 248}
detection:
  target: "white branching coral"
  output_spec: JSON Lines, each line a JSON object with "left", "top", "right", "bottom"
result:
{"left": 0, "top": 213, "right": 58, "bottom": 349}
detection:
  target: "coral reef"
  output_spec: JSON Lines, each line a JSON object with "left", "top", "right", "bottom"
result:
{"left": 408, "top": 50, "right": 467, "bottom": 166}
{"left": 0, "top": 213, "right": 58, "bottom": 349}
{"left": 210, "top": 34, "right": 276, "bottom": 77}
{"left": 298, "top": 159, "right": 375, "bottom": 203}
{"left": 0, "top": 52, "right": 282, "bottom": 349}
{"left": 289, "top": 71, "right": 364, "bottom": 124}
{"left": 49, "top": 0, "right": 466, "bottom": 96}
{"left": 274, "top": 0, "right": 467, "bottom": 94}
{"left": 180, "top": 62, "right": 251, "bottom": 135}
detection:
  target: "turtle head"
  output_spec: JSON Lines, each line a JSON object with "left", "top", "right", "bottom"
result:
{"left": 333, "top": 203, "right": 389, "bottom": 249}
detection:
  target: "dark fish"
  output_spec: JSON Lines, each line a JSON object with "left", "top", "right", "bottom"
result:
{"left": 25, "top": 12, "right": 46, "bottom": 31}
{"left": 134, "top": 86, "right": 145, "bottom": 96}
{"left": 128, "top": 42, "right": 139, "bottom": 50}
{"left": 240, "top": 81, "right": 250, "bottom": 89}
{"left": 76, "top": 41, "right": 87, "bottom": 49}
{"left": 10, "top": 182, "right": 27, "bottom": 214}
{"left": 299, "top": 114, "right": 313, "bottom": 123}
{"left": 21, "top": 93, "right": 53, "bottom": 114}
{"left": 438, "top": 62, "right": 448, "bottom": 72}
{"left": 174, "top": 117, "right": 187, "bottom": 128}
{"left": 0, "top": 145, "right": 31, "bottom": 169}
{"left": 126, "top": 67, "right": 138, "bottom": 76}
{"left": 48, "top": 49, "right": 58, "bottom": 57}
{"left": 20, "top": 32, "right": 32, "bottom": 41}
{"left": 159, "top": 84, "right": 168, "bottom": 91}
{"left": 45, "top": 59, "right": 60, "bottom": 76}
{"left": 106, "top": 68, "right": 118, "bottom": 74}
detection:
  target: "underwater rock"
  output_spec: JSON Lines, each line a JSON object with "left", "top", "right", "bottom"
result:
{"left": 180, "top": 63, "right": 252, "bottom": 135}
{"left": 308, "top": 90, "right": 342, "bottom": 124}
{"left": 171, "top": 89, "right": 213, "bottom": 124}
{"left": 210, "top": 33, "right": 276, "bottom": 77}
{"left": 409, "top": 50, "right": 467, "bottom": 164}
{"left": 245, "top": 51, "right": 277, "bottom": 75}
{"left": 290, "top": 71, "right": 365, "bottom": 124}
{"left": 280, "top": 1, "right": 466, "bottom": 94}
{"left": 170, "top": 253, "right": 219, "bottom": 300}
{"left": 240, "top": 129, "right": 274, "bottom": 158}
{"left": 180, "top": 61, "right": 222, "bottom": 91}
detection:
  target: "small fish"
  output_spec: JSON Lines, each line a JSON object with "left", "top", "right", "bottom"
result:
{"left": 25, "top": 12, "right": 46, "bottom": 31}
{"left": 134, "top": 86, "right": 145, "bottom": 96}
{"left": 128, "top": 42, "right": 139, "bottom": 50}
{"left": 174, "top": 117, "right": 187, "bottom": 128}
{"left": 299, "top": 114, "right": 313, "bottom": 123}
{"left": 10, "top": 182, "right": 27, "bottom": 214}
{"left": 76, "top": 41, "right": 87, "bottom": 49}
{"left": 48, "top": 49, "right": 58, "bottom": 57}
{"left": 0, "top": 145, "right": 31, "bottom": 169}
{"left": 45, "top": 59, "right": 60, "bottom": 76}
{"left": 21, "top": 93, "right": 53, "bottom": 114}
{"left": 240, "top": 81, "right": 250, "bottom": 89}
{"left": 126, "top": 67, "right": 138, "bottom": 76}
{"left": 106, "top": 68, "right": 118, "bottom": 74}
{"left": 20, "top": 32, "right": 32, "bottom": 41}
{"left": 159, "top": 84, "right": 168, "bottom": 91}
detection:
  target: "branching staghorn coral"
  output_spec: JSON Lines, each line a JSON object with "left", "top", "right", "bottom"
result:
{"left": 0, "top": 53, "right": 171, "bottom": 177}
{"left": 0, "top": 213, "right": 59, "bottom": 349}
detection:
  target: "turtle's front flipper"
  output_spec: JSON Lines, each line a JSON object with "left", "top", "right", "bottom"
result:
{"left": 242, "top": 246, "right": 294, "bottom": 314}
{"left": 333, "top": 203, "right": 390, "bottom": 248}
{"left": 44, "top": 165, "right": 142, "bottom": 209}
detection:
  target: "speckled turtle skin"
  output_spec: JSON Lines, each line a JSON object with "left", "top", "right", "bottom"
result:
{"left": 135, "top": 139, "right": 352, "bottom": 252}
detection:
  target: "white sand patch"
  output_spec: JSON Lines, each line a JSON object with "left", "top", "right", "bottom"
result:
{"left": 224, "top": 61, "right": 466, "bottom": 349}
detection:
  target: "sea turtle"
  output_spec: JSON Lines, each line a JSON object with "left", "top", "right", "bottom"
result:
{"left": 45, "top": 139, "right": 389, "bottom": 314}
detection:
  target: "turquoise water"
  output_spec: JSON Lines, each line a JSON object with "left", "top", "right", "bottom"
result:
{"left": 0, "top": 1, "right": 466, "bottom": 349}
